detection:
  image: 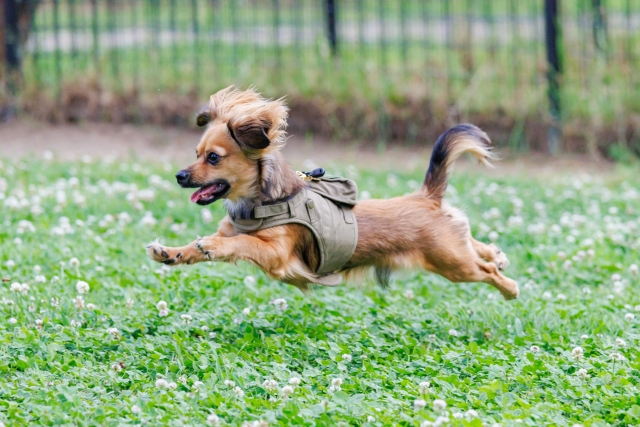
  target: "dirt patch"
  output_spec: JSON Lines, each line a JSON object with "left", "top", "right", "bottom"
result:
{"left": 0, "top": 119, "right": 616, "bottom": 178}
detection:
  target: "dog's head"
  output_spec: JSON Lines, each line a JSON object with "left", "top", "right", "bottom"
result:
{"left": 176, "top": 86, "right": 288, "bottom": 205}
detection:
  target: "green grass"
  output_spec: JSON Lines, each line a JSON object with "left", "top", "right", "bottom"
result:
{"left": 1, "top": 155, "right": 640, "bottom": 426}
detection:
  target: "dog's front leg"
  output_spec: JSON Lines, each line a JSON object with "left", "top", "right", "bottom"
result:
{"left": 194, "top": 234, "right": 288, "bottom": 280}
{"left": 146, "top": 238, "right": 213, "bottom": 265}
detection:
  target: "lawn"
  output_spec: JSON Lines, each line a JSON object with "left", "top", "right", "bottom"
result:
{"left": 1, "top": 155, "right": 639, "bottom": 426}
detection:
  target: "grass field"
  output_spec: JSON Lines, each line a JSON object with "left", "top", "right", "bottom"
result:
{"left": 1, "top": 155, "right": 640, "bottom": 426}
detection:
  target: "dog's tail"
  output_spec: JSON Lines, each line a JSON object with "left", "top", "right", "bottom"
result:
{"left": 423, "top": 124, "right": 496, "bottom": 205}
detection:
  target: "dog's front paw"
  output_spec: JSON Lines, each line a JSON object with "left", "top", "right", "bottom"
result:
{"left": 146, "top": 241, "right": 181, "bottom": 265}
{"left": 195, "top": 238, "right": 213, "bottom": 260}
{"left": 491, "top": 245, "right": 510, "bottom": 271}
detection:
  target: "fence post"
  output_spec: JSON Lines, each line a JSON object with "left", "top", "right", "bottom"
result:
{"left": 2, "top": 0, "right": 21, "bottom": 120}
{"left": 544, "top": 0, "right": 563, "bottom": 154}
{"left": 591, "top": 0, "right": 608, "bottom": 57}
{"left": 324, "top": 0, "right": 338, "bottom": 56}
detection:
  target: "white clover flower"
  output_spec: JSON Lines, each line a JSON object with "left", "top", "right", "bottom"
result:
{"left": 70, "top": 320, "right": 81, "bottom": 327}
{"left": 611, "top": 352, "right": 625, "bottom": 361}
{"left": 581, "top": 334, "right": 589, "bottom": 340}
{"left": 209, "top": 332, "right": 217, "bottom": 339}
{"left": 466, "top": 409, "right": 478, "bottom": 419}
{"left": 270, "top": 298, "right": 288, "bottom": 311}
{"left": 367, "top": 415, "right": 376, "bottom": 423}
{"left": 10, "top": 282, "right": 22, "bottom": 292}
{"left": 243, "top": 275, "right": 256, "bottom": 286}
{"left": 414, "top": 399, "right": 427, "bottom": 410}
{"left": 242, "top": 307, "right": 251, "bottom": 316}
{"left": 433, "top": 399, "right": 447, "bottom": 411}
{"left": 70, "top": 257, "right": 80, "bottom": 267}
{"left": 72, "top": 295, "right": 85, "bottom": 309}
{"left": 156, "top": 300, "right": 168, "bottom": 310}
{"left": 76, "top": 281, "right": 90, "bottom": 294}
{"left": 224, "top": 380, "right": 236, "bottom": 388}
{"left": 206, "top": 413, "right": 220, "bottom": 426}
{"left": 530, "top": 345, "right": 540, "bottom": 353}
{"left": 281, "top": 385, "right": 294, "bottom": 397}
{"left": 612, "top": 273, "right": 622, "bottom": 282}
{"left": 329, "top": 377, "right": 343, "bottom": 392}
{"left": 448, "top": 329, "right": 458, "bottom": 337}
{"left": 158, "top": 309, "right": 169, "bottom": 317}
{"left": 8, "top": 318, "right": 17, "bottom": 325}
{"left": 571, "top": 346, "right": 584, "bottom": 360}
{"left": 35, "top": 319, "right": 44, "bottom": 329}
{"left": 233, "top": 386, "right": 244, "bottom": 397}
{"left": 262, "top": 379, "right": 278, "bottom": 391}
{"left": 631, "top": 264, "right": 639, "bottom": 276}
{"left": 577, "top": 368, "right": 589, "bottom": 379}
{"left": 5, "top": 260, "right": 15, "bottom": 268}
{"left": 201, "top": 209, "right": 214, "bottom": 224}
{"left": 289, "top": 377, "right": 301, "bottom": 387}
{"left": 131, "top": 405, "right": 142, "bottom": 414}
{"left": 34, "top": 275, "right": 46, "bottom": 283}
{"left": 542, "top": 291, "right": 552, "bottom": 300}
{"left": 181, "top": 314, "right": 193, "bottom": 324}
{"left": 624, "top": 313, "right": 635, "bottom": 322}
{"left": 19, "top": 283, "right": 29, "bottom": 294}
{"left": 403, "top": 289, "right": 415, "bottom": 299}
{"left": 125, "top": 298, "right": 134, "bottom": 309}
{"left": 341, "top": 354, "right": 352, "bottom": 363}
{"left": 419, "top": 381, "right": 431, "bottom": 394}
{"left": 155, "top": 378, "right": 169, "bottom": 389}
{"left": 233, "top": 318, "right": 242, "bottom": 325}
{"left": 168, "top": 382, "right": 177, "bottom": 390}
{"left": 556, "top": 293, "right": 567, "bottom": 301}
{"left": 107, "top": 327, "right": 119, "bottom": 337}
{"left": 86, "top": 303, "right": 96, "bottom": 311}
{"left": 616, "top": 338, "right": 627, "bottom": 347}
{"left": 112, "top": 363, "right": 122, "bottom": 372}
{"left": 141, "top": 212, "right": 157, "bottom": 226}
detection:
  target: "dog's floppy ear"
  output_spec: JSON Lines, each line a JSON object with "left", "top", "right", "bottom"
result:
{"left": 196, "top": 105, "right": 210, "bottom": 127}
{"left": 227, "top": 120, "right": 271, "bottom": 150}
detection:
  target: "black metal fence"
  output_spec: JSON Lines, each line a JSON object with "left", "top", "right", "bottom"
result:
{"left": 2, "top": 0, "right": 640, "bottom": 150}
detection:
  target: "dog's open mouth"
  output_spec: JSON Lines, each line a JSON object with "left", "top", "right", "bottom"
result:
{"left": 189, "top": 180, "right": 230, "bottom": 205}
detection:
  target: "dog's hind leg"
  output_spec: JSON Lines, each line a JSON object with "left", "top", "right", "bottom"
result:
{"left": 427, "top": 244, "right": 519, "bottom": 300}
{"left": 470, "top": 238, "right": 510, "bottom": 271}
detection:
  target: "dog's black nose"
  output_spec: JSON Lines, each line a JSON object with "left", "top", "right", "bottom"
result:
{"left": 175, "top": 170, "right": 191, "bottom": 186}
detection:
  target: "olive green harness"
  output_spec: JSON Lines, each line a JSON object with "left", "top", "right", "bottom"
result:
{"left": 228, "top": 176, "right": 358, "bottom": 276}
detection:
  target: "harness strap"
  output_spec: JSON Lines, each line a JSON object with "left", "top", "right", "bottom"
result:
{"left": 252, "top": 190, "right": 306, "bottom": 219}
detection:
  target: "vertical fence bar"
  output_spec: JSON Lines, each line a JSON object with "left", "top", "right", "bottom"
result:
{"left": 69, "top": 0, "right": 77, "bottom": 64}
{"left": 53, "top": 0, "right": 62, "bottom": 101}
{"left": 544, "top": 0, "right": 563, "bottom": 153}
{"left": 378, "top": 0, "right": 386, "bottom": 75}
{"left": 592, "top": 0, "right": 608, "bottom": 58}
{"left": 191, "top": 0, "right": 200, "bottom": 96}
{"left": 324, "top": 0, "right": 338, "bottom": 57}
{"left": 272, "top": 0, "right": 281, "bottom": 78}
{"left": 1, "top": 0, "right": 19, "bottom": 119}
{"left": 400, "top": 0, "right": 408, "bottom": 74}
{"left": 91, "top": 0, "right": 99, "bottom": 74}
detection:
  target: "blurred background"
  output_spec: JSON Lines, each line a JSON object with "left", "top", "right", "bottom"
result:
{"left": 1, "top": 0, "right": 639, "bottom": 160}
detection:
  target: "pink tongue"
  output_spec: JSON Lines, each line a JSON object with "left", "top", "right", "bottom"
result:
{"left": 190, "top": 184, "right": 218, "bottom": 203}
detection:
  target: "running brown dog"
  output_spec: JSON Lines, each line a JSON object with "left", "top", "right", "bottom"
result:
{"left": 146, "top": 86, "right": 518, "bottom": 299}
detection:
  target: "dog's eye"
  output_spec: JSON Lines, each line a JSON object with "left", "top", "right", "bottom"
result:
{"left": 207, "top": 152, "right": 220, "bottom": 165}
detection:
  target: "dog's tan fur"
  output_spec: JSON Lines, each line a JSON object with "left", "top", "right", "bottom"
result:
{"left": 147, "top": 86, "right": 519, "bottom": 299}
